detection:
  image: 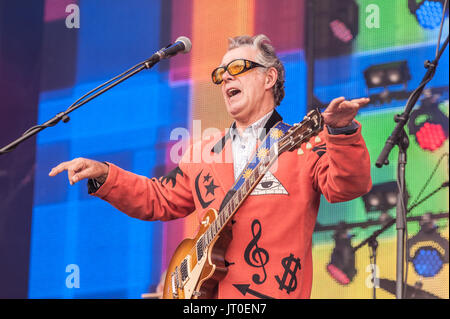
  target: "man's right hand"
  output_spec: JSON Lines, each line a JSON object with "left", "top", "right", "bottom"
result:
{"left": 49, "top": 158, "right": 109, "bottom": 185}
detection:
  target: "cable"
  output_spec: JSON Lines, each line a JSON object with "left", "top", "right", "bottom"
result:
{"left": 410, "top": 153, "right": 449, "bottom": 214}
{"left": 435, "top": 0, "right": 449, "bottom": 59}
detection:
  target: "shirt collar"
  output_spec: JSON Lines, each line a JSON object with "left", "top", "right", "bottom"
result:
{"left": 211, "top": 109, "right": 283, "bottom": 154}
{"left": 229, "top": 110, "right": 274, "bottom": 141}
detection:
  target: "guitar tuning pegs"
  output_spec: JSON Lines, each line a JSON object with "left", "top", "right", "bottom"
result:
{"left": 315, "top": 136, "right": 321, "bottom": 143}
{"left": 306, "top": 142, "right": 312, "bottom": 149}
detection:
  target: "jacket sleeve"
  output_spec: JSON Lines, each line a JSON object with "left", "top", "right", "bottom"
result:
{"left": 309, "top": 121, "right": 372, "bottom": 203}
{"left": 90, "top": 161, "right": 195, "bottom": 221}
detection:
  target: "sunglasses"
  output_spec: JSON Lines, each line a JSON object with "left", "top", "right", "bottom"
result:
{"left": 211, "top": 59, "right": 266, "bottom": 84}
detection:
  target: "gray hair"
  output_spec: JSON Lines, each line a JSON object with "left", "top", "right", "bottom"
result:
{"left": 228, "top": 34, "right": 285, "bottom": 106}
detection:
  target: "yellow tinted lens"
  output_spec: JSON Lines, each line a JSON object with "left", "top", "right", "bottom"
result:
{"left": 228, "top": 60, "right": 245, "bottom": 75}
{"left": 212, "top": 67, "right": 225, "bottom": 84}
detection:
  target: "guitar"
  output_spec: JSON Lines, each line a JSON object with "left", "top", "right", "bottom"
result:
{"left": 162, "top": 109, "right": 324, "bottom": 299}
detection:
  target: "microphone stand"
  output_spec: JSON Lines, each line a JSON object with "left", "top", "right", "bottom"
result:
{"left": 375, "top": 35, "right": 448, "bottom": 299}
{"left": 0, "top": 57, "right": 160, "bottom": 155}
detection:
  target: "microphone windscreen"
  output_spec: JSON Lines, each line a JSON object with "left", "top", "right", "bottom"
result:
{"left": 175, "top": 36, "right": 192, "bottom": 53}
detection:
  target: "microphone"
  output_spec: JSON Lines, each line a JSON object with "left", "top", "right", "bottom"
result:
{"left": 148, "top": 36, "right": 192, "bottom": 63}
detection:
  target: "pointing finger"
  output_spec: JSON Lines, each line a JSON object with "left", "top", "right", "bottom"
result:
{"left": 349, "top": 98, "right": 370, "bottom": 108}
{"left": 49, "top": 161, "right": 70, "bottom": 177}
{"left": 340, "top": 101, "right": 360, "bottom": 109}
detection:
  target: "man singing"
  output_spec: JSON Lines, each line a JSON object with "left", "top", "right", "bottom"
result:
{"left": 49, "top": 34, "right": 372, "bottom": 299}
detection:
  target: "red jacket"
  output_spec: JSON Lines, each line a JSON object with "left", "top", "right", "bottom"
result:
{"left": 92, "top": 110, "right": 372, "bottom": 299}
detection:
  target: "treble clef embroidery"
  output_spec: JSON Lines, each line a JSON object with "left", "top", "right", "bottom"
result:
{"left": 243, "top": 219, "right": 269, "bottom": 285}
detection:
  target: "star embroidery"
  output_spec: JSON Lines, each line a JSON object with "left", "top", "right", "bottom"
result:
{"left": 205, "top": 179, "right": 219, "bottom": 197}
{"left": 203, "top": 172, "right": 212, "bottom": 183}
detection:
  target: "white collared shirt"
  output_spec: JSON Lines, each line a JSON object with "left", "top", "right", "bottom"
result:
{"left": 230, "top": 110, "right": 274, "bottom": 180}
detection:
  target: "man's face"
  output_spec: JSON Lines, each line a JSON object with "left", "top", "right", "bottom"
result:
{"left": 219, "top": 46, "right": 269, "bottom": 124}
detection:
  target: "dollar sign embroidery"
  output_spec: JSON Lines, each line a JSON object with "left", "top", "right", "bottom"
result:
{"left": 243, "top": 219, "right": 269, "bottom": 285}
{"left": 275, "top": 253, "right": 301, "bottom": 294}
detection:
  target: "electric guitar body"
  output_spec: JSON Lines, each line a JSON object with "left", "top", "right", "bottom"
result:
{"left": 162, "top": 208, "right": 232, "bottom": 299}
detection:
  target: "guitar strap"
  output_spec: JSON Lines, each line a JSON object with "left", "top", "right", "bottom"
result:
{"left": 230, "top": 121, "right": 292, "bottom": 193}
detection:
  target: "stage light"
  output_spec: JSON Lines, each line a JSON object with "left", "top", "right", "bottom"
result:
{"left": 307, "top": 0, "right": 359, "bottom": 58}
{"left": 417, "top": 1, "right": 445, "bottom": 29}
{"left": 407, "top": 213, "right": 449, "bottom": 278}
{"left": 326, "top": 225, "right": 356, "bottom": 285}
{"left": 408, "top": 0, "right": 449, "bottom": 30}
{"left": 408, "top": 94, "right": 449, "bottom": 152}
{"left": 363, "top": 61, "right": 411, "bottom": 89}
{"left": 362, "top": 181, "right": 407, "bottom": 214}
{"left": 387, "top": 69, "right": 401, "bottom": 83}
{"left": 413, "top": 248, "right": 443, "bottom": 277}
{"left": 416, "top": 123, "right": 447, "bottom": 151}
{"left": 367, "top": 194, "right": 381, "bottom": 207}
{"left": 386, "top": 191, "right": 398, "bottom": 206}
{"left": 329, "top": 19, "right": 354, "bottom": 43}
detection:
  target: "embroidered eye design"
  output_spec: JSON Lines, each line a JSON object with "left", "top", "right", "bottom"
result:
{"left": 251, "top": 172, "right": 288, "bottom": 196}
{"left": 257, "top": 180, "right": 278, "bottom": 190}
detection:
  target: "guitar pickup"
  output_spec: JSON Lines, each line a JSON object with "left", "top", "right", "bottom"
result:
{"left": 196, "top": 236, "right": 205, "bottom": 261}
{"left": 180, "top": 257, "right": 190, "bottom": 284}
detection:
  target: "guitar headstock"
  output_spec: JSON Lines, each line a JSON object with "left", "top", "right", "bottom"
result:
{"left": 279, "top": 108, "right": 324, "bottom": 153}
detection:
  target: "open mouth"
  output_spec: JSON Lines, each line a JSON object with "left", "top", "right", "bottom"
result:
{"left": 226, "top": 88, "right": 241, "bottom": 98}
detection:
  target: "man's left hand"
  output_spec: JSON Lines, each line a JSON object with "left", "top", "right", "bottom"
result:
{"left": 322, "top": 96, "right": 370, "bottom": 128}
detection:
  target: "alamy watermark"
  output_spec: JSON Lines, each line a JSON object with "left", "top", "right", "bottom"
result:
{"left": 365, "top": 4, "right": 380, "bottom": 29}
{"left": 65, "top": 4, "right": 80, "bottom": 29}
{"left": 65, "top": 264, "right": 80, "bottom": 288}
{"left": 168, "top": 120, "right": 281, "bottom": 172}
